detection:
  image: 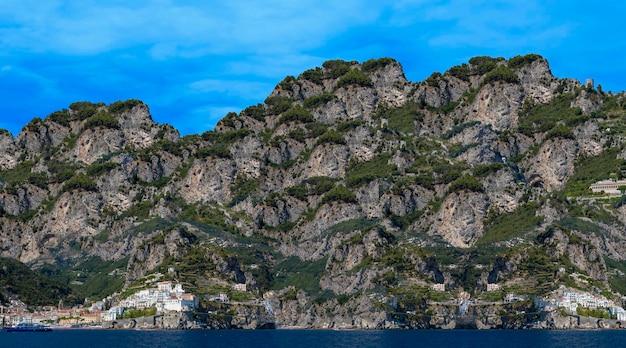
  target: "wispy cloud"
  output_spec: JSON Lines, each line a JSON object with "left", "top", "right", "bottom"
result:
{"left": 0, "top": 0, "right": 625, "bottom": 136}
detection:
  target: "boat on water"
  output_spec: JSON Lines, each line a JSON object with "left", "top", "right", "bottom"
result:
{"left": 4, "top": 322, "right": 52, "bottom": 332}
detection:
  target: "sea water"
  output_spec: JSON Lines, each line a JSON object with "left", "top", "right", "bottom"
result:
{"left": 2, "top": 329, "right": 626, "bottom": 348}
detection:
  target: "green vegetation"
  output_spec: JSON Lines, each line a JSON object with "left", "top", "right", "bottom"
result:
{"left": 563, "top": 147, "right": 625, "bottom": 197}
{"left": 483, "top": 65, "right": 519, "bottom": 84}
{"left": 604, "top": 257, "right": 626, "bottom": 296}
{"left": 592, "top": 94, "right": 626, "bottom": 119}
{"left": 201, "top": 128, "right": 253, "bottom": 144}
{"left": 196, "top": 143, "right": 231, "bottom": 159}
{"left": 473, "top": 163, "right": 506, "bottom": 177}
{"left": 70, "top": 101, "right": 104, "bottom": 120}
{"left": 49, "top": 102, "right": 105, "bottom": 127}
{"left": 544, "top": 124, "right": 575, "bottom": 140}
{"left": 316, "top": 129, "right": 346, "bottom": 145}
{"left": 24, "top": 117, "right": 44, "bottom": 132}
{"left": 305, "top": 122, "right": 328, "bottom": 138}
{"left": 123, "top": 307, "right": 157, "bottom": 319}
{"left": 469, "top": 56, "right": 502, "bottom": 75}
{"left": 576, "top": 307, "right": 610, "bottom": 319}
{"left": 61, "top": 173, "right": 98, "bottom": 192}
{"left": 241, "top": 103, "right": 265, "bottom": 121}
{"left": 41, "top": 256, "right": 129, "bottom": 301}
{"left": 479, "top": 202, "right": 543, "bottom": 245}
{"left": 508, "top": 54, "right": 543, "bottom": 69}
{"left": 272, "top": 256, "right": 328, "bottom": 294}
{"left": 0, "top": 257, "right": 77, "bottom": 306}
{"left": 27, "top": 172, "right": 49, "bottom": 188}
{"left": 86, "top": 161, "right": 120, "bottom": 176}
{"left": 322, "top": 59, "right": 353, "bottom": 79}
{"left": 287, "top": 176, "right": 337, "bottom": 200}
{"left": 109, "top": 99, "right": 144, "bottom": 114}
{"left": 265, "top": 95, "right": 293, "bottom": 114}
{"left": 46, "top": 109, "right": 72, "bottom": 126}
{"left": 82, "top": 111, "right": 120, "bottom": 130}
{"left": 443, "top": 121, "right": 480, "bottom": 139}
{"left": 518, "top": 94, "right": 583, "bottom": 136}
{"left": 328, "top": 218, "right": 378, "bottom": 234}
{"left": 447, "top": 174, "right": 484, "bottom": 193}
{"left": 375, "top": 101, "right": 422, "bottom": 133}
{"left": 124, "top": 200, "right": 153, "bottom": 219}
{"left": 437, "top": 101, "right": 459, "bottom": 114}
{"left": 321, "top": 185, "right": 357, "bottom": 204}
{"left": 362, "top": 58, "right": 396, "bottom": 72}
{"left": 336, "top": 120, "right": 364, "bottom": 132}
{"left": 198, "top": 129, "right": 253, "bottom": 159}
{"left": 345, "top": 153, "right": 397, "bottom": 188}
{"left": 424, "top": 72, "right": 442, "bottom": 87}
{"left": 278, "top": 75, "right": 297, "bottom": 90}
{"left": 446, "top": 64, "right": 470, "bottom": 81}
{"left": 303, "top": 92, "right": 335, "bottom": 109}
{"left": 230, "top": 174, "right": 260, "bottom": 206}
{"left": 388, "top": 210, "right": 423, "bottom": 230}
{"left": 279, "top": 106, "right": 314, "bottom": 124}
{"left": 336, "top": 68, "right": 373, "bottom": 89}
{"left": 0, "top": 160, "right": 34, "bottom": 186}
{"left": 301, "top": 68, "right": 324, "bottom": 84}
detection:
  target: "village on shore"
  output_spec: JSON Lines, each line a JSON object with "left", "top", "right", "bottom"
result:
{"left": 1, "top": 280, "right": 213, "bottom": 328}
{"left": 3, "top": 274, "right": 626, "bottom": 329}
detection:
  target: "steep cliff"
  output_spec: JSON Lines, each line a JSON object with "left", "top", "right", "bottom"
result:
{"left": 2, "top": 55, "right": 626, "bottom": 328}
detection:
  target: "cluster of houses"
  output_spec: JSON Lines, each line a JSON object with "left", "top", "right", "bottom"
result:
{"left": 1, "top": 281, "right": 201, "bottom": 326}
{"left": 535, "top": 287, "right": 626, "bottom": 320}
{"left": 1, "top": 299, "right": 106, "bottom": 326}
{"left": 104, "top": 281, "right": 198, "bottom": 321}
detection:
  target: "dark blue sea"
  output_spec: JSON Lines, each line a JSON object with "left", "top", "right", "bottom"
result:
{"left": 2, "top": 329, "right": 626, "bottom": 348}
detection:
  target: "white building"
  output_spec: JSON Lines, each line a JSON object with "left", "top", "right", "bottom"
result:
{"left": 158, "top": 281, "right": 173, "bottom": 292}
{"left": 590, "top": 179, "right": 626, "bottom": 194}
{"left": 101, "top": 307, "right": 124, "bottom": 321}
{"left": 486, "top": 283, "right": 500, "bottom": 292}
{"left": 233, "top": 283, "right": 247, "bottom": 292}
{"left": 163, "top": 294, "right": 198, "bottom": 312}
{"left": 123, "top": 282, "right": 197, "bottom": 313}
{"left": 432, "top": 283, "right": 445, "bottom": 291}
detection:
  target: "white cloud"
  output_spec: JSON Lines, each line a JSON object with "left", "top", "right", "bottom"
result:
{"left": 0, "top": 0, "right": 384, "bottom": 57}
{"left": 188, "top": 79, "right": 273, "bottom": 98}
{"left": 420, "top": 0, "right": 572, "bottom": 49}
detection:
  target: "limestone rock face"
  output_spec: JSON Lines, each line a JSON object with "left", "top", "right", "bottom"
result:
{"left": 429, "top": 192, "right": 489, "bottom": 248}
{"left": 522, "top": 138, "right": 578, "bottom": 192}
{"left": 178, "top": 158, "right": 237, "bottom": 204}
{"left": 0, "top": 131, "right": 18, "bottom": 171}
{"left": 2, "top": 56, "right": 626, "bottom": 327}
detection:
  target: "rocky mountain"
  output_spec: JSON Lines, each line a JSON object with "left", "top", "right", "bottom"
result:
{"left": 2, "top": 54, "right": 626, "bottom": 328}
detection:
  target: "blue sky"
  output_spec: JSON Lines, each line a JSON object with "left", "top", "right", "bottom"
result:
{"left": 1, "top": 1, "right": 625, "bottom": 136}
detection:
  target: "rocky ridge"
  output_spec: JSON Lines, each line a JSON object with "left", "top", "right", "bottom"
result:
{"left": 1, "top": 55, "right": 626, "bottom": 328}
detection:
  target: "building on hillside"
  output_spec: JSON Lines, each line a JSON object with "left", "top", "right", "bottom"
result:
{"left": 486, "top": 283, "right": 500, "bottom": 292}
{"left": 233, "top": 283, "right": 247, "bottom": 292}
{"left": 124, "top": 282, "right": 197, "bottom": 313}
{"left": 432, "top": 283, "right": 445, "bottom": 291}
{"left": 158, "top": 281, "right": 173, "bottom": 292}
{"left": 163, "top": 294, "right": 198, "bottom": 312}
{"left": 80, "top": 312, "right": 101, "bottom": 324}
{"left": 590, "top": 179, "right": 626, "bottom": 194}
{"left": 101, "top": 307, "right": 124, "bottom": 321}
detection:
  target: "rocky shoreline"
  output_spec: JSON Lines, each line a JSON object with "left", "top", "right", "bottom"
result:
{"left": 100, "top": 311, "right": 625, "bottom": 330}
